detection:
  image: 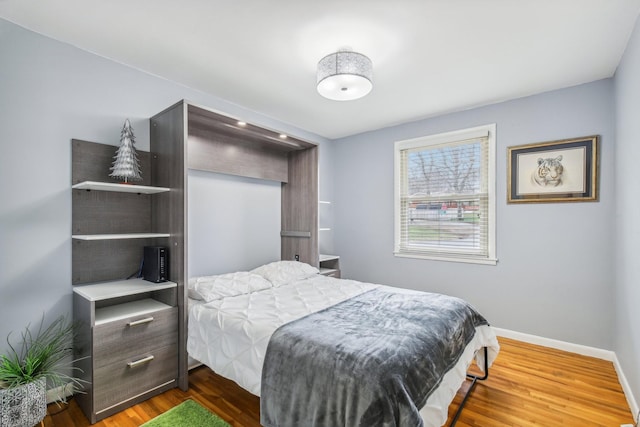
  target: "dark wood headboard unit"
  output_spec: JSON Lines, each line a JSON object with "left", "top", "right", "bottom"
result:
{"left": 151, "top": 100, "right": 319, "bottom": 269}
{"left": 187, "top": 104, "right": 316, "bottom": 183}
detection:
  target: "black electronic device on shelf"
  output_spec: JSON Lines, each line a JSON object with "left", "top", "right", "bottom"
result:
{"left": 143, "top": 246, "right": 168, "bottom": 283}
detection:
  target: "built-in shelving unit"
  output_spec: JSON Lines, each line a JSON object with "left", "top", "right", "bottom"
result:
{"left": 71, "top": 141, "right": 173, "bottom": 285}
{"left": 319, "top": 254, "right": 340, "bottom": 278}
{"left": 71, "top": 101, "right": 323, "bottom": 423}
{"left": 71, "top": 139, "right": 182, "bottom": 424}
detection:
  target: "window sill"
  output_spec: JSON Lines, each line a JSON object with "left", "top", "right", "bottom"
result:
{"left": 393, "top": 252, "right": 498, "bottom": 266}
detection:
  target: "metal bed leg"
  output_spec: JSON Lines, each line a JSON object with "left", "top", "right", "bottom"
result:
{"left": 449, "top": 346, "right": 489, "bottom": 427}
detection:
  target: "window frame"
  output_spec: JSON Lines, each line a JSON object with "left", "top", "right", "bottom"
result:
{"left": 393, "top": 124, "right": 497, "bottom": 265}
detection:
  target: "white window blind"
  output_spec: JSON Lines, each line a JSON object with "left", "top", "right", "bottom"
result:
{"left": 394, "top": 124, "right": 497, "bottom": 265}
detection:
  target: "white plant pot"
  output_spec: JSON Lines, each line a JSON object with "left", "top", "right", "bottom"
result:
{"left": 0, "top": 378, "right": 47, "bottom": 427}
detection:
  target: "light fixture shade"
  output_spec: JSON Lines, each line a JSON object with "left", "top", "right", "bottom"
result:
{"left": 317, "top": 51, "right": 373, "bottom": 101}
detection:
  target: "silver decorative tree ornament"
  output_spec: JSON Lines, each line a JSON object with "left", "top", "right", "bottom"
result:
{"left": 109, "top": 118, "right": 142, "bottom": 183}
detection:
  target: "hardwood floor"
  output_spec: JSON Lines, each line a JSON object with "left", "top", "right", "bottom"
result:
{"left": 44, "top": 337, "right": 635, "bottom": 427}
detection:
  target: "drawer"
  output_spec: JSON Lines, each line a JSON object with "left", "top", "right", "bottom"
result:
{"left": 93, "top": 307, "right": 178, "bottom": 368}
{"left": 94, "top": 344, "right": 178, "bottom": 413}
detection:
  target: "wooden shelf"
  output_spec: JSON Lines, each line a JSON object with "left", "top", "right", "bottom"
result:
{"left": 72, "top": 181, "right": 170, "bottom": 194}
{"left": 72, "top": 233, "right": 170, "bottom": 240}
{"left": 73, "top": 278, "right": 177, "bottom": 301}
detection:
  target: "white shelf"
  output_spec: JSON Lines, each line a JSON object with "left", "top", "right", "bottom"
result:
{"left": 73, "top": 278, "right": 177, "bottom": 301}
{"left": 319, "top": 254, "right": 340, "bottom": 262}
{"left": 72, "top": 181, "right": 170, "bottom": 194}
{"left": 319, "top": 200, "right": 331, "bottom": 204}
{"left": 319, "top": 228, "right": 331, "bottom": 231}
{"left": 72, "top": 233, "right": 170, "bottom": 240}
{"left": 95, "top": 298, "right": 172, "bottom": 325}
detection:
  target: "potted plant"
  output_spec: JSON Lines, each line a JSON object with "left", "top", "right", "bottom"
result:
{"left": 0, "top": 315, "right": 84, "bottom": 427}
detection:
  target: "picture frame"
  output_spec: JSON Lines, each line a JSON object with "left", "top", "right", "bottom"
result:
{"left": 507, "top": 135, "right": 598, "bottom": 203}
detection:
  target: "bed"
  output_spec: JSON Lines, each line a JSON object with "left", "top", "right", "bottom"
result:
{"left": 187, "top": 261, "right": 499, "bottom": 427}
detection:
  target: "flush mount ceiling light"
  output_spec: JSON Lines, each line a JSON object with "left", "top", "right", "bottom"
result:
{"left": 316, "top": 50, "right": 373, "bottom": 101}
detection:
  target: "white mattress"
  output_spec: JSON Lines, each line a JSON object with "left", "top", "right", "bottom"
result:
{"left": 187, "top": 274, "right": 499, "bottom": 427}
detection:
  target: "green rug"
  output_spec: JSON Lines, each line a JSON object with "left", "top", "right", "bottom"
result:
{"left": 141, "top": 399, "right": 231, "bottom": 427}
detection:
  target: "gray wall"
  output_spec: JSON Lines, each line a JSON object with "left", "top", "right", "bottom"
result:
{"left": 614, "top": 13, "right": 640, "bottom": 412}
{"left": 0, "top": 19, "right": 329, "bottom": 353}
{"left": 332, "top": 80, "right": 615, "bottom": 350}
{"left": 188, "top": 170, "right": 281, "bottom": 276}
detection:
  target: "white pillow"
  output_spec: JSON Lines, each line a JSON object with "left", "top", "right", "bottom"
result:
{"left": 188, "top": 271, "right": 273, "bottom": 302}
{"left": 251, "top": 260, "right": 319, "bottom": 287}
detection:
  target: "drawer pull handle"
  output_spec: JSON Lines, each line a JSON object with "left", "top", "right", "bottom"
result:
{"left": 128, "top": 317, "right": 154, "bottom": 327}
{"left": 127, "top": 355, "right": 154, "bottom": 368}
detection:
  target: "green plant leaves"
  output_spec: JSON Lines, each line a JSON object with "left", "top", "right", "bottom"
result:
{"left": 0, "top": 315, "right": 86, "bottom": 402}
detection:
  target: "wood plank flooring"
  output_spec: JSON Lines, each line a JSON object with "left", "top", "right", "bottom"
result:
{"left": 44, "top": 337, "right": 635, "bottom": 426}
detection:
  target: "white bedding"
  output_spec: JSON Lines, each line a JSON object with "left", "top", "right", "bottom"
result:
{"left": 187, "top": 274, "right": 499, "bottom": 427}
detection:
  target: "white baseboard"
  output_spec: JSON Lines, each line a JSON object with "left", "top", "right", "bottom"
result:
{"left": 46, "top": 382, "right": 74, "bottom": 404}
{"left": 188, "top": 354, "right": 203, "bottom": 370}
{"left": 492, "top": 327, "right": 615, "bottom": 360}
{"left": 613, "top": 353, "right": 640, "bottom": 423}
{"left": 493, "top": 327, "right": 639, "bottom": 422}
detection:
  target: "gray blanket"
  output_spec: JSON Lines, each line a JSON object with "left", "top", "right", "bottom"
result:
{"left": 260, "top": 287, "right": 488, "bottom": 427}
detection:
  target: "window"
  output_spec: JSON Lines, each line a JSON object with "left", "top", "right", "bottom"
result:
{"left": 394, "top": 124, "right": 496, "bottom": 265}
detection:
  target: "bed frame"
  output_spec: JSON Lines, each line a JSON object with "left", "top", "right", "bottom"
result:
{"left": 450, "top": 346, "right": 490, "bottom": 426}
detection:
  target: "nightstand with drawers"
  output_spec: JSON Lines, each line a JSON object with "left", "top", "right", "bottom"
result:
{"left": 73, "top": 279, "right": 178, "bottom": 423}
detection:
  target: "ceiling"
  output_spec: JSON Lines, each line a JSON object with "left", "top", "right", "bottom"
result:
{"left": 1, "top": 1, "right": 639, "bottom": 140}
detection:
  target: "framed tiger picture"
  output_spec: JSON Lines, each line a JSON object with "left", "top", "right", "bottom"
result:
{"left": 507, "top": 136, "right": 598, "bottom": 203}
